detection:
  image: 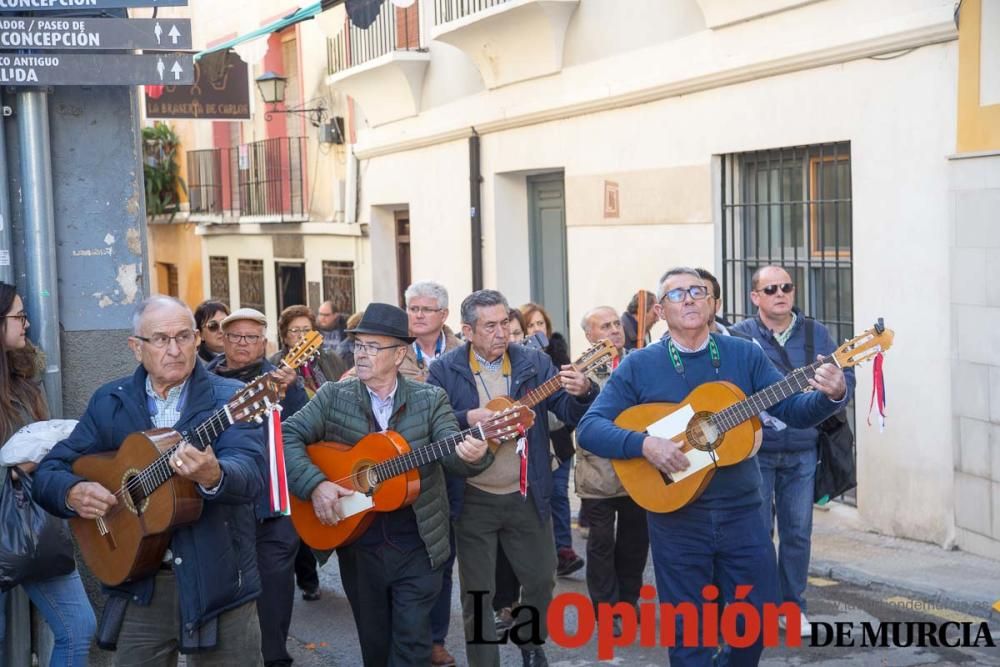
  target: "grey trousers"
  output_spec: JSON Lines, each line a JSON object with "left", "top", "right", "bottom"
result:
{"left": 114, "top": 571, "right": 263, "bottom": 667}
{"left": 455, "top": 487, "right": 556, "bottom": 667}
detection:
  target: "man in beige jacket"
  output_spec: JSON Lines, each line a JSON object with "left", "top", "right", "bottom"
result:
{"left": 575, "top": 306, "right": 649, "bottom": 635}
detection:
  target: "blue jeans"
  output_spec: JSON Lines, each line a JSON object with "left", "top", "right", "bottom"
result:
{"left": 757, "top": 448, "right": 816, "bottom": 610}
{"left": 647, "top": 505, "right": 778, "bottom": 667}
{"left": 551, "top": 456, "right": 572, "bottom": 550}
{"left": 0, "top": 570, "right": 95, "bottom": 666}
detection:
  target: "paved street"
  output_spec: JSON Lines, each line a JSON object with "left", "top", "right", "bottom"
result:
{"left": 286, "top": 528, "right": 1000, "bottom": 666}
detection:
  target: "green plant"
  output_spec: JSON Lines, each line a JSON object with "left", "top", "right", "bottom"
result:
{"left": 142, "top": 122, "right": 188, "bottom": 218}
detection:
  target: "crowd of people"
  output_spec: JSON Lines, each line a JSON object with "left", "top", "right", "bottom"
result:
{"left": 0, "top": 263, "right": 852, "bottom": 667}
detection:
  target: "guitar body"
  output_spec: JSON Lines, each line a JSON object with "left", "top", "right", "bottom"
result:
{"left": 484, "top": 397, "right": 519, "bottom": 452}
{"left": 290, "top": 431, "right": 420, "bottom": 550}
{"left": 70, "top": 429, "right": 203, "bottom": 586}
{"left": 612, "top": 381, "right": 762, "bottom": 513}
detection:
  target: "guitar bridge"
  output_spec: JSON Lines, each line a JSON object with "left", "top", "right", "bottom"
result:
{"left": 96, "top": 518, "right": 118, "bottom": 551}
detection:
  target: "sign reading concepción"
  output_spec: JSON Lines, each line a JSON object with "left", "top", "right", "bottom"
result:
{"left": 0, "top": 0, "right": 187, "bottom": 10}
{"left": 0, "top": 18, "right": 191, "bottom": 50}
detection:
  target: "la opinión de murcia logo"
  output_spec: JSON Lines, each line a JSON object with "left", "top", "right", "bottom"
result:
{"left": 468, "top": 586, "right": 997, "bottom": 660}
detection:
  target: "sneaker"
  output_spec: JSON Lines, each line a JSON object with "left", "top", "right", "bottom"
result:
{"left": 778, "top": 612, "right": 811, "bottom": 637}
{"left": 494, "top": 607, "right": 514, "bottom": 632}
{"left": 520, "top": 647, "right": 549, "bottom": 667}
{"left": 301, "top": 586, "right": 321, "bottom": 602}
{"left": 430, "top": 643, "right": 457, "bottom": 667}
{"left": 556, "top": 547, "right": 584, "bottom": 577}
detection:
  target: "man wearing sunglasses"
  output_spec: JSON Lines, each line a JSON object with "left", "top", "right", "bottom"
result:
{"left": 731, "top": 266, "right": 856, "bottom": 639}
{"left": 206, "top": 308, "right": 307, "bottom": 667}
{"left": 577, "top": 267, "right": 849, "bottom": 667}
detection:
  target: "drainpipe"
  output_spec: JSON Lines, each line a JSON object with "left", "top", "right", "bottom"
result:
{"left": 0, "top": 91, "right": 14, "bottom": 285}
{"left": 17, "top": 90, "right": 63, "bottom": 416}
{"left": 469, "top": 129, "right": 483, "bottom": 291}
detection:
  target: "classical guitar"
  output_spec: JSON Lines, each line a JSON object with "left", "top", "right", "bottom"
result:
{"left": 483, "top": 339, "right": 617, "bottom": 450}
{"left": 291, "top": 406, "right": 535, "bottom": 550}
{"left": 612, "top": 319, "right": 895, "bottom": 513}
{"left": 70, "top": 332, "right": 322, "bottom": 586}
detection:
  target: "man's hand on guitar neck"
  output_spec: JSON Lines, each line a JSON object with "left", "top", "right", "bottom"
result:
{"left": 67, "top": 481, "right": 117, "bottom": 520}
{"left": 456, "top": 434, "right": 489, "bottom": 463}
{"left": 558, "top": 365, "right": 592, "bottom": 397}
{"left": 271, "top": 366, "right": 298, "bottom": 392}
{"left": 466, "top": 408, "right": 495, "bottom": 428}
{"left": 642, "top": 436, "right": 691, "bottom": 475}
{"left": 808, "top": 356, "right": 848, "bottom": 402}
{"left": 311, "top": 480, "right": 355, "bottom": 526}
{"left": 170, "top": 443, "right": 223, "bottom": 489}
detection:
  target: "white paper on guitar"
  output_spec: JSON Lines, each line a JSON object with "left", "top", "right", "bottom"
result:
{"left": 339, "top": 493, "right": 374, "bottom": 518}
{"left": 644, "top": 404, "right": 715, "bottom": 482}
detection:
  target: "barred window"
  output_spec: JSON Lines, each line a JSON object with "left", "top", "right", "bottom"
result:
{"left": 322, "top": 261, "right": 355, "bottom": 315}
{"left": 720, "top": 142, "right": 853, "bottom": 346}
{"left": 238, "top": 259, "right": 265, "bottom": 313}
{"left": 209, "top": 256, "right": 230, "bottom": 306}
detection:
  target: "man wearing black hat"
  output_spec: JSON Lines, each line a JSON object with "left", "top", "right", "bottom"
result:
{"left": 281, "top": 303, "right": 493, "bottom": 666}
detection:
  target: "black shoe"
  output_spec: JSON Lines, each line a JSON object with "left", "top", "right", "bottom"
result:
{"left": 301, "top": 587, "right": 321, "bottom": 601}
{"left": 521, "top": 647, "right": 548, "bottom": 667}
{"left": 556, "top": 547, "right": 584, "bottom": 577}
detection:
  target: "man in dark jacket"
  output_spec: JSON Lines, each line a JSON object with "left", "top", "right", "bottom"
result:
{"left": 731, "top": 266, "right": 856, "bottom": 637}
{"left": 34, "top": 295, "right": 266, "bottom": 665}
{"left": 428, "top": 290, "right": 598, "bottom": 667}
{"left": 282, "top": 303, "right": 491, "bottom": 667}
{"left": 206, "top": 307, "right": 307, "bottom": 667}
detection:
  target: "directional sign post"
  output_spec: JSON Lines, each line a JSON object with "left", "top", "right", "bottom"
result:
{"left": 0, "top": 0, "right": 187, "bottom": 11}
{"left": 0, "top": 18, "right": 191, "bottom": 50}
{"left": 0, "top": 53, "right": 193, "bottom": 85}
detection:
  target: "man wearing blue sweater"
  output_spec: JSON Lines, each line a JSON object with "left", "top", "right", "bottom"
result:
{"left": 576, "top": 267, "right": 848, "bottom": 667}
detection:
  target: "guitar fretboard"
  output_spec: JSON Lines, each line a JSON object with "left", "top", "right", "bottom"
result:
{"left": 712, "top": 357, "right": 828, "bottom": 433}
{"left": 371, "top": 423, "right": 488, "bottom": 482}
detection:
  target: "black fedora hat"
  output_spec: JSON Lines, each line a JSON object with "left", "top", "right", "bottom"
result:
{"left": 347, "top": 302, "right": 415, "bottom": 343}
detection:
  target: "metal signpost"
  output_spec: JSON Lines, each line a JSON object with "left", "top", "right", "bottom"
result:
{"left": 0, "top": 0, "right": 187, "bottom": 10}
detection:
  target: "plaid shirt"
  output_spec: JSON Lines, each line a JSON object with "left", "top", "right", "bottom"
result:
{"left": 145, "top": 376, "right": 188, "bottom": 428}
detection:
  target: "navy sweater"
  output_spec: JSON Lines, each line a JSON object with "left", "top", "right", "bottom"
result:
{"left": 576, "top": 334, "right": 845, "bottom": 510}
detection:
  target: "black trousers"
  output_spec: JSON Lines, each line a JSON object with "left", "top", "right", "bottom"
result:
{"left": 337, "top": 544, "right": 442, "bottom": 667}
{"left": 255, "top": 516, "right": 299, "bottom": 665}
{"left": 293, "top": 539, "right": 319, "bottom": 592}
{"left": 581, "top": 496, "right": 649, "bottom": 607}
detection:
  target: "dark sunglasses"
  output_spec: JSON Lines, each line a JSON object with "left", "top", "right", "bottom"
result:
{"left": 758, "top": 283, "right": 794, "bottom": 296}
{"left": 204, "top": 320, "right": 222, "bottom": 332}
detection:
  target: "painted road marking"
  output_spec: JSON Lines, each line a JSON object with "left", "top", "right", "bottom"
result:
{"left": 808, "top": 576, "right": 840, "bottom": 587}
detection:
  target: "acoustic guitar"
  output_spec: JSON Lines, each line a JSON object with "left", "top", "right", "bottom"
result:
{"left": 291, "top": 405, "right": 535, "bottom": 550}
{"left": 71, "top": 332, "right": 322, "bottom": 586}
{"left": 483, "top": 338, "right": 617, "bottom": 450}
{"left": 612, "top": 319, "right": 895, "bottom": 513}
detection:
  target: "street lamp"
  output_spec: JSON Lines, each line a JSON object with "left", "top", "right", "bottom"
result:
{"left": 255, "top": 70, "right": 328, "bottom": 127}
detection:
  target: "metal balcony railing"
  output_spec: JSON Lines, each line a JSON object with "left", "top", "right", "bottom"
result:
{"left": 433, "top": 0, "right": 511, "bottom": 25}
{"left": 327, "top": 2, "right": 422, "bottom": 76}
{"left": 187, "top": 137, "right": 306, "bottom": 222}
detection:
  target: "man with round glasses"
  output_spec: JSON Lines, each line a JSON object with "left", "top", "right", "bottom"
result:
{"left": 206, "top": 307, "right": 307, "bottom": 667}
{"left": 282, "top": 302, "right": 492, "bottom": 666}
{"left": 578, "top": 267, "right": 849, "bottom": 667}
{"left": 732, "top": 265, "right": 856, "bottom": 639}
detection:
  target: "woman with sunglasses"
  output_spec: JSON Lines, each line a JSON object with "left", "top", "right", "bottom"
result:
{"left": 194, "top": 300, "right": 229, "bottom": 363}
{"left": 0, "top": 282, "right": 95, "bottom": 665}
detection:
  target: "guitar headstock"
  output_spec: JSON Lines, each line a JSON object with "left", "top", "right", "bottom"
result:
{"left": 574, "top": 339, "right": 619, "bottom": 375}
{"left": 480, "top": 406, "right": 536, "bottom": 441}
{"left": 228, "top": 375, "right": 282, "bottom": 424}
{"left": 831, "top": 318, "right": 895, "bottom": 369}
{"left": 283, "top": 331, "right": 323, "bottom": 370}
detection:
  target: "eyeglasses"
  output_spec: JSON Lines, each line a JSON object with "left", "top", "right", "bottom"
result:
{"left": 224, "top": 333, "right": 263, "bottom": 345}
{"left": 353, "top": 341, "right": 404, "bottom": 356}
{"left": 407, "top": 306, "right": 443, "bottom": 316}
{"left": 287, "top": 327, "right": 313, "bottom": 335}
{"left": 758, "top": 283, "right": 795, "bottom": 296}
{"left": 203, "top": 320, "right": 222, "bottom": 332}
{"left": 134, "top": 330, "right": 197, "bottom": 349}
{"left": 4, "top": 313, "right": 27, "bottom": 325}
{"left": 662, "top": 286, "right": 710, "bottom": 303}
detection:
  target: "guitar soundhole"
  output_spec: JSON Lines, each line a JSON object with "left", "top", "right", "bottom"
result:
{"left": 686, "top": 412, "right": 721, "bottom": 452}
{"left": 352, "top": 465, "right": 378, "bottom": 495}
{"left": 120, "top": 468, "right": 149, "bottom": 515}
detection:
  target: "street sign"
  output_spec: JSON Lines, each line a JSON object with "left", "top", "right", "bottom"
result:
{"left": 0, "top": 0, "right": 187, "bottom": 10}
{"left": 0, "top": 52, "right": 193, "bottom": 85}
{"left": 0, "top": 18, "right": 191, "bottom": 50}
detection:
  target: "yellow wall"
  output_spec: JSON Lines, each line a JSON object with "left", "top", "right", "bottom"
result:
{"left": 958, "top": 0, "right": 1000, "bottom": 152}
{"left": 148, "top": 223, "right": 204, "bottom": 309}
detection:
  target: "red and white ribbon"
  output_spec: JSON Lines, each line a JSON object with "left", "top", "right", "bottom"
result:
{"left": 516, "top": 424, "right": 528, "bottom": 498}
{"left": 268, "top": 406, "right": 290, "bottom": 515}
{"left": 867, "top": 351, "right": 887, "bottom": 433}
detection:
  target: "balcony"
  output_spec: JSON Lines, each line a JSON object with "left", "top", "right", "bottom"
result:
{"left": 431, "top": 0, "right": 578, "bottom": 89}
{"left": 326, "top": 2, "right": 430, "bottom": 127}
{"left": 186, "top": 137, "right": 308, "bottom": 224}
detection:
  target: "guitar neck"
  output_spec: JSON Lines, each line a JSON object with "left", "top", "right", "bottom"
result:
{"left": 518, "top": 375, "right": 563, "bottom": 409}
{"left": 714, "top": 357, "right": 828, "bottom": 432}
{"left": 139, "top": 407, "right": 234, "bottom": 498}
{"left": 370, "top": 423, "right": 487, "bottom": 481}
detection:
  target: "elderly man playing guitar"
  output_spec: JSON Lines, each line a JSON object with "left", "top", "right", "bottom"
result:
{"left": 577, "top": 267, "right": 847, "bottom": 667}
{"left": 282, "top": 302, "right": 491, "bottom": 667}
{"left": 34, "top": 295, "right": 267, "bottom": 666}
